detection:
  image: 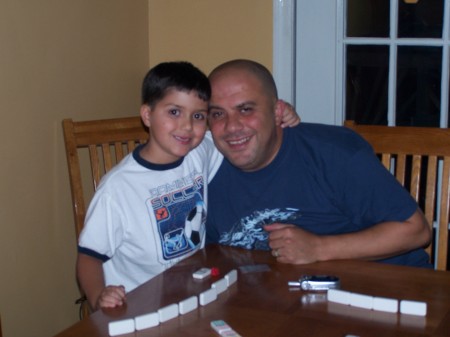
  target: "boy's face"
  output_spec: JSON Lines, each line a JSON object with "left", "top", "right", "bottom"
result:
{"left": 140, "top": 89, "right": 208, "bottom": 164}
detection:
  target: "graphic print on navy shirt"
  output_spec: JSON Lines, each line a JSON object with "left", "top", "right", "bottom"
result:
{"left": 219, "top": 208, "right": 301, "bottom": 250}
{"left": 149, "top": 176, "right": 205, "bottom": 260}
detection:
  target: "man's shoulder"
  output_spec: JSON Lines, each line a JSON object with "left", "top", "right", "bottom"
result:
{"left": 294, "top": 122, "right": 360, "bottom": 138}
{"left": 289, "top": 123, "right": 370, "bottom": 152}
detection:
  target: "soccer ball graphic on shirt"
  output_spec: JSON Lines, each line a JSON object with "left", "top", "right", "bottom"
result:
{"left": 184, "top": 201, "right": 205, "bottom": 249}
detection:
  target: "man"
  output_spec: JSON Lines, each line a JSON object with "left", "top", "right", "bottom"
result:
{"left": 206, "top": 59, "right": 432, "bottom": 268}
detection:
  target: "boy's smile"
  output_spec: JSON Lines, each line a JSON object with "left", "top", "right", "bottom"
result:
{"left": 139, "top": 89, "right": 208, "bottom": 164}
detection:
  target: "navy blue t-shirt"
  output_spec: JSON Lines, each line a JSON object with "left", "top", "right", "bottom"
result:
{"left": 206, "top": 123, "right": 431, "bottom": 268}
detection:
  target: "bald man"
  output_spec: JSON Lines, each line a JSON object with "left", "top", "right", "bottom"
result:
{"left": 206, "top": 59, "right": 431, "bottom": 268}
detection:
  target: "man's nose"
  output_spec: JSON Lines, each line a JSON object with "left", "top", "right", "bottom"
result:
{"left": 225, "top": 113, "right": 243, "bottom": 132}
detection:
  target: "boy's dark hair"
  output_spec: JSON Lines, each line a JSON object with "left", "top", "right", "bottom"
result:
{"left": 141, "top": 61, "right": 211, "bottom": 108}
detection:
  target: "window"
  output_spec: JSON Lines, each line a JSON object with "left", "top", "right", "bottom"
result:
{"left": 273, "top": 0, "right": 450, "bottom": 127}
{"left": 343, "top": 0, "right": 448, "bottom": 127}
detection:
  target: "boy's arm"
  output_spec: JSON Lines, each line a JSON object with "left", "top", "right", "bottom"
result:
{"left": 76, "top": 253, "right": 126, "bottom": 310}
{"left": 277, "top": 100, "right": 300, "bottom": 128}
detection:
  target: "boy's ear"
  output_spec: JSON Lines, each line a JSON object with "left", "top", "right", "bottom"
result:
{"left": 274, "top": 99, "right": 285, "bottom": 126}
{"left": 140, "top": 104, "right": 151, "bottom": 127}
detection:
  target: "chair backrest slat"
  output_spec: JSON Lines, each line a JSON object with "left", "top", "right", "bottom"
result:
{"left": 344, "top": 120, "right": 450, "bottom": 270}
{"left": 115, "top": 141, "right": 124, "bottom": 162}
{"left": 410, "top": 154, "right": 422, "bottom": 202}
{"left": 438, "top": 157, "right": 450, "bottom": 270}
{"left": 395, "top": 154, "right": 406, "bottom": 186}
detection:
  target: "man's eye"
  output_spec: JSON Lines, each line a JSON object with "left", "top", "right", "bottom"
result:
{"left": 209, "top": 110, "right": 223, "bottom": 120}
{"left": 240, "top": 106, "right": 253, "bottom": 114}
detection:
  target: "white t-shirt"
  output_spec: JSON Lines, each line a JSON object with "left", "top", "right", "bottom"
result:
{"left": 78, "top": 133, "right": 222, "bottom": 291}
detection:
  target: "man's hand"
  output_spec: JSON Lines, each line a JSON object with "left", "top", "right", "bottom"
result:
{"left": 264, "top": 223, "right": 322, "bottom": 264}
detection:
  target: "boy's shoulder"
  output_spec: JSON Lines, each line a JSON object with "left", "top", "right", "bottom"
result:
{"left": 96, "top": 152, "right": 138, "bottom": 189}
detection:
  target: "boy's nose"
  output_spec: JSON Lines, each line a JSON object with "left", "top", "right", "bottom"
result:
{"left": 180, "top": 117, "right": 193, "bottom": 130}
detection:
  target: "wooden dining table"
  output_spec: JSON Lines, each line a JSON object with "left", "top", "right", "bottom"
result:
{"left": 54, "top": 245, "right": 450, "bottom": 337}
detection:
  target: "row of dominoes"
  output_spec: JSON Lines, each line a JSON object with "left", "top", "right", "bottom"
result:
{"left": 108, "top": 269, "right": 238, "bottom": 336}
{"left": 327, "top": 289, "right": 427, "bottom": 316}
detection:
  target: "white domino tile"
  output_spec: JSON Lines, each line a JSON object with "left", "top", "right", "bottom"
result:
{"left": 373, "top": 297, "right": 398, "bottom": 313}
{"left": 349, "top": 293, "right": 373, "bottom": 310}
{"left": 400, "top": 300, "right": 427, "bottom": 316}
{"left": 327, "top": 289, "right": 351, "bottom": 305}
{"left": 199, "top": 287, "right": 217, "bottom": 306}
{"left": 179, "top": 296, "right": 198, "bottom": 315}
{"left": 158, "top": 303, "right": 179, "bottom": 322}
{"left": 212, "top": 278, "right": 228, "bottom": 295}
{"left": 134, "top": 312, "right": 159, "bottom": 330}
{"left": 225, "top": 269, "right": 238, "bottom": 287}
{"left": 108, "top": 318, "right": 135, "bottom": 336}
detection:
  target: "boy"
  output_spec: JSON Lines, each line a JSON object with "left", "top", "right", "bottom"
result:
{"left": 77, "top": 61, "right": 299, "bottom": 311}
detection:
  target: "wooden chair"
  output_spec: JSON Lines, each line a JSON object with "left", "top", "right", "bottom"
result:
{"left": 344, "top": 120, "right": 450, "bottom": 270}
{"left": 62, "top": 116, "right": 148, "bottom": 317}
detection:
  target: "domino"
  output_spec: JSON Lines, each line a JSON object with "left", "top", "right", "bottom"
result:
{"left": 199, "top": 287, "right": 217, "bottom": 306}
{"left": 349, "top": 292, "right": 373, "bottom": 310}
{"left": 179, "top": 296, "right": 198, "bottom": 315}
{"left": 212, "top": 278, "right": 228, "bottom": 295}
{"left": 211, "top": 320, "right": 242, "bottom": 337}
{"left": 193, "top": 267, "right": 211, "bottom": 280}
{"left": 134, "top": 312, "right": 159, "bottom": 330}
{"left": 400, "top": 300, "right": 427, "bottom": 316}
{"left": 327, "top": 288, "right": 351, "bottom": 305}
{"left": 108, "top": 318, "right": 135, "bottom": 336}
{"left": 220, "top": 331, "right": 242, "bottom": 337}
{"left": 158, "top": 303, "right": 179, "bottom": 322}
{"left": 225, "top": 269, "right": 238, "bottom": 287}
{"left": 211, "top": 320, "right": 232, "bottom": 334}
{"left": 373, "top": 296, "right": 398, "bottom": 313}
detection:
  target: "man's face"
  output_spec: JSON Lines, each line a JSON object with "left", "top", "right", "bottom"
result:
{"left": 208, "top": 69, "right": 283, "bottom": 172}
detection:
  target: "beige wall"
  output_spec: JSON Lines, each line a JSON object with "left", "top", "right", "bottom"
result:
{"left": 0, "top": 1, "right": 272, "bottom": 336}
{"left": 148, "top": 0, "right": 273, "bottom": 74}
{"left": 0, "top": 1, "right": 149, "bottom": 337}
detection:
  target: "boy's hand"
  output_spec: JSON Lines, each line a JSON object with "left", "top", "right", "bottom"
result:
{"left": 96, "top": 285, "right": 126, "bottom": 309}
{"left": 279, "top": 100, "right": 300, "bottom": 128}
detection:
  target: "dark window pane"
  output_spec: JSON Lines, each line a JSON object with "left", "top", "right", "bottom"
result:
{"left": 346, "top": 45, "right": 389, "bottom": 125}
{"left": 347, "top": 0, "right": 390, "bottom": 37}
{"left": 398, "top": 0, "right": 443, "bottom": 38}
{"left": 396, "top": 46, "right": 441, "bottom": 127}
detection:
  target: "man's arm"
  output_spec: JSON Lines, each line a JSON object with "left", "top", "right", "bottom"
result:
{"left": 265, "top": 208, "right": 431, "bottom": 264}
{"left": 76, "top": 253, "right": 126, "bottom": 310}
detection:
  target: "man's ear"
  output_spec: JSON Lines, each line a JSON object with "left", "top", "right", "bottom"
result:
{"left": 140, "top": 104, "right": 151, "bottom": 127}
{"left": 274, "top": 99, "right": 285, "bottom": 126}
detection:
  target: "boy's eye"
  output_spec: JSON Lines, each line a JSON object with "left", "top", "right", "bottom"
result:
{"left": 169, "top": 108, "right": 180, "bottom": 116}
{"left": 193, "top": 112, "right": 205, "bottom": 120}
